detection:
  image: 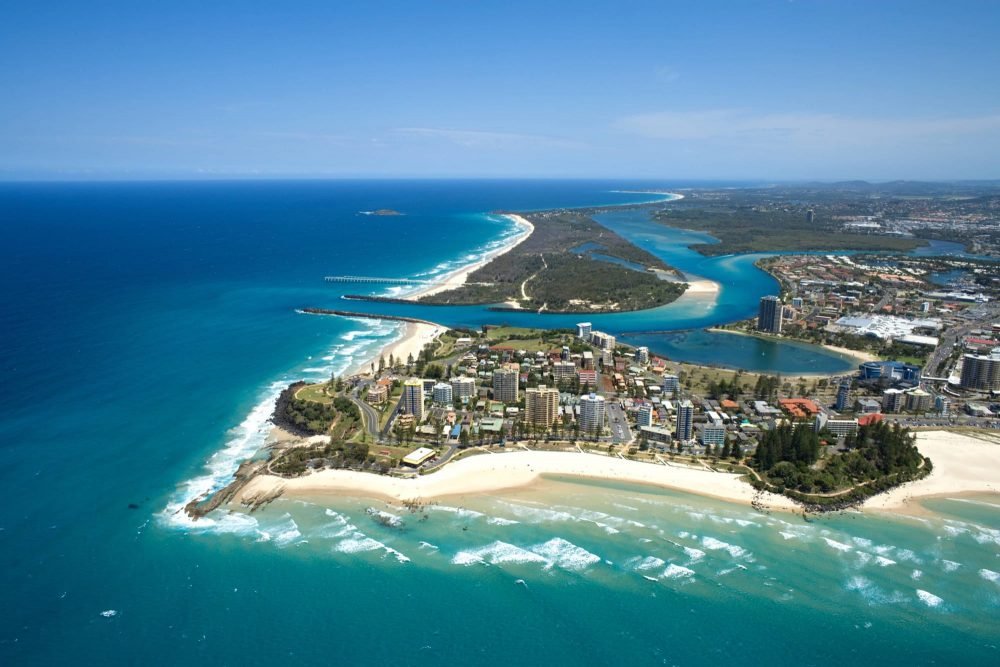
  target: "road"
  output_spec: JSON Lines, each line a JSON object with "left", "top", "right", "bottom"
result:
{"left": 924, "top": 303, "right": 1000, "bottom": 378}
{"left": 349, "top": 391, "right": 382, "bottom": 441}
{"left": 605, "top": 401, "right": 632, "bottom": 444}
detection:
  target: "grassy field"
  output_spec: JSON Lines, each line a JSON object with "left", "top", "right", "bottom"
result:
{"left": 294, "top": 383, "right": 333, "bottom": 404}
{"left": 483, "top": 326, "right": 569, "bottom": 353}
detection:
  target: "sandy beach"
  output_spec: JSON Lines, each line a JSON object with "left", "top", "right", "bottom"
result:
{"left": 864, "top": 430, "right": 1000, "bottom": 511}
{"left": 821, "top": 344, "right": 880, "bottom": 364}
{"left": 407, "top": 213, "right": 535, "bottom": 300}
{"left": 683, "top": 278, "right": 721, "bottom": 296}
{"left": 235, "top": 430, "right": 999, "bottom": 515}
{"left": 347, "top": 320, "right": 447, "bottom": 376}
{"left": 235, "top": 449, "right": 801, "bottom": 511}
{"left": 345, "top": 213, "right": 533, "bottom": 375}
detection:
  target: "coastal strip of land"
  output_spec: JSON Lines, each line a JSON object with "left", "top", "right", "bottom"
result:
{"left": 231, "top": 431, "right": 998, "bottom": 514}
{"left": 350, "top": 321, "right": 446, "bottom": 376}
{"left": 409, "top": 214, "right": 535, "bottom": 300}
{"left": 234, "top": 449, "right": 801, "bottom": 511}
{"left": 864, "top": 430, "right": 1000, "bottom": 510}
{"left": 334, "top": 214, "right": 535, "bottom": 375}
{"left": 411, "top": 208, "right": 689, "bottom": 312}
{"left": 230, "top": 430, "right": 1000, "bottom": 514}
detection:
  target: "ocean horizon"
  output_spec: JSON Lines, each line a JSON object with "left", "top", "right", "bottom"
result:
{"left": 2, "top": 180, "right": 997, "bottom": 665}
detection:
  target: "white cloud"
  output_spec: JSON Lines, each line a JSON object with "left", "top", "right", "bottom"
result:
{"left": 615, "top": 109, "right": 1000, "bottom": 147}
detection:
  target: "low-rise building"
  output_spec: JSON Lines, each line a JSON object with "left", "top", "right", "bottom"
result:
{"left": 402, "top": 447, "right": 436, "bottom": 467}
{"left": 855, "top": 398, "right": 882, "bottom": 414}
{"left": 701, "top": 423, "right": 727, "bottom": 447}
{"left": 366, "top": 384, "right": 388, "bottom": 405}
{"left": 639, "top": 425, "right": 673, "bottom": 446}
{"left": 814, "top": 413, "right": 859, "bottom": 436}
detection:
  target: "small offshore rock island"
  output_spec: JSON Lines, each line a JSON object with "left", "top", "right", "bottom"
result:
{"left": 189, "top": 183, "right": 1000, "bottom": 522}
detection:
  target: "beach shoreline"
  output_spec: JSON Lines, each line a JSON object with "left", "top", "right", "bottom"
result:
{"left": 680, "top": 278, "right": 720, "bottom": 296}
{"left": 864, "top": 430, "right": 1000, "bottom": 511}
{"left": 406, "top": 213, "right": 535, "bottom": 300}
{"left": 232, "top": 430, "right": 1000, "bottom": 517}
{"left": 234, "top": 449, "right": 802, "bottom": 512}
{"left": 704, "top": 327, "right": 867, "bottom": 376}
{"left": 820, "top": 343, "right": 880, "bottom": 364}
{"left": 342, "top": 213, "right": 534, "bottom": 376}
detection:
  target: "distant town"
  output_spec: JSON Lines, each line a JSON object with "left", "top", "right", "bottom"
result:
{"left": 194, "top": 182, "right": 1000, "bottom": 514}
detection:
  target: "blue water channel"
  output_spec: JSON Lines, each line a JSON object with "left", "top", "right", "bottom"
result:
{"left": 324, "top": 208, "right": 863, "bottom": 374}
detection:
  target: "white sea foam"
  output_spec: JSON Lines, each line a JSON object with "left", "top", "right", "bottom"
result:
{"left": 436, "top": 506, "right": 520, "bottom": 527}
{"left": 496, "top": 501, "right": 622, "bottom": 533}
{"left": 627, "top": 556, "right": 667, "bottom": 572}
{"left": 916, "top": 589, "right": 943, "bottom": 608}
{"left": 823, "top": 538, "right": 853, "bottom": 553}
{"left": 846, "top": 576, "right": 871, "bottom": 593}
{"left": 662, "top": 563, "right": 695, "bottom": 579}
{"left": 852, "top": 537, "right": 874, "bottom": 548}
{"left": 496, "top": 501, "right": 577, "bottom": 524}
{"left": 324, "top": 510, "right": 409, "bottom": 562}
{"left": 779, "top": 531, "right": 799, "bottom": 540}
{"left": 940, "top": 559, "right": 961, "bottom": 572}
{"left": 429, "top": 505, "right": 485, "bottom": 520}
{"left": 683, "top": 547, "right": 706, "bottom": 562}
{"left": 530, "top": 538, "right": 601, "bottom": 571}
{"left": 418, "top": 541, "right": 439, "bottom": 551}
{"left": 393, "top": 214, "right": 529, "bottom": 298}
{"left": 911, "top": 570, "right": 923, "bottom": 580}
{"left": 451, "top": 541, "right": 549, "bottom": 567}
{"left": 845, "top": 576, "right": 907, "bottom": 606}
{"left": 947, "top": 497, "right": 1000, "bottom": 510}
{"left": 255, "top": 514, "right": 302, "bottom": 546}
{"left": 875, "top": 556, "right": 896, "bottom": 567}
{"left": 160, "top": 317, "right": 401, "bottom": 535}
{"left": 973, "top": 529, "right": 1000, "bottom": 546}
{"left": 334, "top": 536, "right": 410, "bottom": 563}
{"left": 336, "top": 536, "right": 387, "bottom": 554}
{"left": 487, "top": 517, "right": 520, "bottom": 526}
{"left": 366, "top": 508, "right": 404, "bottom": 528}
{"left": 979, "top": 568, "right": 1000, "bottom": 584}
{"left": 701, "top": 536, "right": 749, "bottom": 559}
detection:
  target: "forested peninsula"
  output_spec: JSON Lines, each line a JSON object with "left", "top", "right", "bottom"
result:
{"left": 420, "top": 210, "right": 687, "bottom": 312}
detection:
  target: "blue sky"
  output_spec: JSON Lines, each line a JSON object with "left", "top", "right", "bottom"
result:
{"left": 2, "top": 1, "right": 999, "bottom": 180}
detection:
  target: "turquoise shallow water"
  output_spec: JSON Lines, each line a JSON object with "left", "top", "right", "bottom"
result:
{"left": 1, "top": 180, "right": 997, "bottom": 665}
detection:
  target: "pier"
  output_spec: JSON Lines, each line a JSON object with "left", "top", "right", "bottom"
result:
{"left": 325, "top": 275, "right": 430, "bottom": 285}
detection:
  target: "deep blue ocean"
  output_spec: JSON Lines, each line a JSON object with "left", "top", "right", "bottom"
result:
{"left": 2, "top": 180, "right": 998, "bottom": 665}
